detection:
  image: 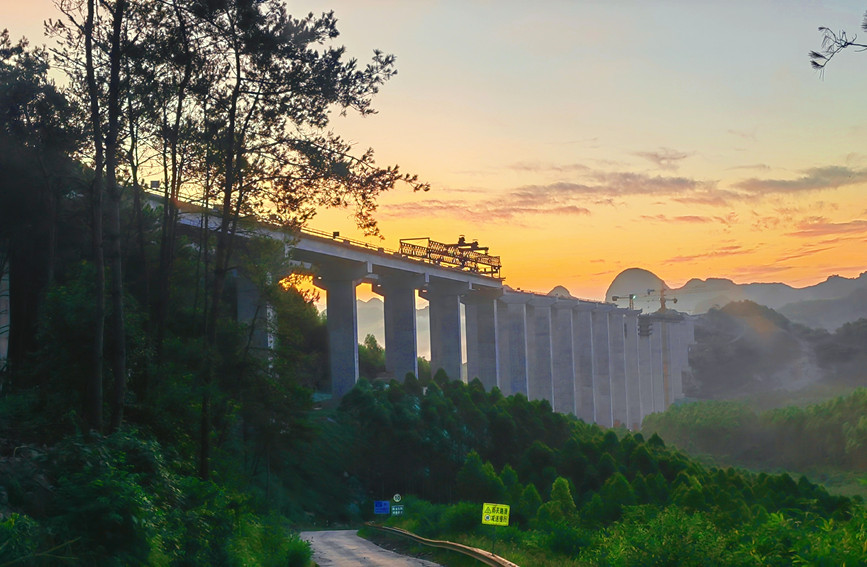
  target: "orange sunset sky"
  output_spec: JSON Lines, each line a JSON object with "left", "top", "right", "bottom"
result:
{"left": 5, "top": 0, "right": 867, "bottom": 300}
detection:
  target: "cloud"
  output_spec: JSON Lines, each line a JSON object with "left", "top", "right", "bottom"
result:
{"left": 507, "top": 161, "right": 590, "bottom": 173}
{"left": 383, "top": 162, "right": 867, "bottom": 224}
{"left": 727, "top": 163, "right": 771, "bottom": 171}
{"left": 664, "top": 245, "right": 755, "bottom": 264}
{"left": 734, "top": 166, "right": 867, "bottom": 195}
{"left": 633, "top": 147, "right": 692, "bottom": 171}
{"left": 639, "top": 214, "right": 736, "bottom": 226}
{"left": 774, "top": 245, "right": 836, "bottom": 263}
{"left": 379, "top": 197, "right": 590, "bottom": 222}
{"left": 640, "top": 214, "right": 711, "bottom": 224}
{"left": 785, "top": 218, "right": 867, "bottom": 238}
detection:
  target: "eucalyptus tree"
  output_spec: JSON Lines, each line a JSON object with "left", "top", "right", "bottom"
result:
{"left": 49, "top": 0, "right": 129, "bottom": 431}
{"left": 181, "top": 0, "right": 427, "bottom": 478}
{"left": 0, "top": 31, "right": 81, "bottom": 375}
{"left": 50, "top": 0, "right": 426, "bottom": 472}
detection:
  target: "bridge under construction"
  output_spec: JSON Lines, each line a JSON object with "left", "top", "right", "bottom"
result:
{"left": 179, "top": 211, "right": 693, "bottom": 430}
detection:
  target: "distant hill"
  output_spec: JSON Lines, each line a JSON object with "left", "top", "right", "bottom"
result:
{"left": 687, "top": 300, "right": 867, "bottom": 407}
{"left": 777, "top": 286, "right": 867, "bottom": 331}
{"left": 607, "top": 268, "right": 867, "bottom": 331}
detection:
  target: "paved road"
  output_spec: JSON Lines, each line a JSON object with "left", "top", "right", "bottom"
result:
{"left": 301, "top": 530, "right": 442, "bottom": 567}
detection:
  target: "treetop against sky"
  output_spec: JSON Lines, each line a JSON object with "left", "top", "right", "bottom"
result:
{"left": 7, "top": 0, "right": 867, "bottom": 299}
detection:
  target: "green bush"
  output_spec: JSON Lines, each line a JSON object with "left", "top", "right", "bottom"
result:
{"left": 0, "top": 513, "right": 43, "bottom": 565}
{"left": 228, "top": 514, "right": 311, "bottom": 567}
{"left": 438, "top": 501, "right": 480, "bottom": 535}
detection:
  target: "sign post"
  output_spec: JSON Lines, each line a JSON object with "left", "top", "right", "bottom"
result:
{"left": 481, "top": 503, "right": 510, "bottom": 555}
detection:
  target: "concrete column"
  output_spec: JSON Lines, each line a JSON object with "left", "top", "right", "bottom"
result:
{"left": 463, "top": 293, "right": 499, "bottom": 390}
{"left": 496, "top": 293, "right": 531, "bottom": 397}
{"left": 608, "top": 309, "right": 628, "bottom": 428}
{"left": 235, "top": 273, "right": 269, "bottom": 351}
{"left": 551, "top": 301, "right": 576, "bottom": 415}
{"left": 422, "top": 284, "right": 465, "bottom": 382}
{"left": 590, "top": 305, "right": 614, "bottom": 427}
{"left": 528, "top": 297, "right": 555, "bottom": 405}
{"left": 315, "top": 273, "right": 363, "bottom": 397}
{"left": 572, "top": 304, "right": 595, "bottom": 424}
{"left": 669, "top": 318, "right": 684, "bottom": 401}
{"left": 624, "top": 311, "right": 641, "bottom": 429}
{"left": 651, "top": 316, "right": 667, "bottom": 411}
{"left": 373, "top": 275, "right": 421, "bottom": 381}
{"left": 637, "top": 316, "right": 654, "bottom": 421}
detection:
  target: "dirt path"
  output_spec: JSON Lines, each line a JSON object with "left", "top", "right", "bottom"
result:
{"left": 300, "top": 530, "right": 442, "bottom": 567}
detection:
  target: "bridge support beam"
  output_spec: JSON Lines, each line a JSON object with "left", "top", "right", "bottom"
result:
{"left": 650, "top": 317, "right": 665, "bottom": 412}
{"left": 528, "top": 297, "right": 556, "bottom": 405}
{"left": 373, "top": 275, "right": 422, "bottom": 381}
{"left": 463, "top": 292, "right": 500, "bottom": 390}
{"left": 669, "top": 318, "right": 686, "bottom": 401}
{"left": 551, "top": 301, "right": 576, "bottom": 415}
{"left": 624, "top": 311, "right": 641, "bottom": 429}
{"left": 315, "top": 265, "right": 370, "bottom": 398}
{"left": 637, "top": 316, "right": 654, "bottom": 421}
{"left": 591, "top": 305, "right": 614, "bottom": 427}
{"left": 573, "top": 304, "right": 595, "bottom": 424}
{"left": 422, "top": 283, "right": 466, "bottom": 382}
{"left": 609, "top": 309, "right": 628, "bottom": 428}
{"left": 496, "top": 293, "right": 532, "bottom": 397}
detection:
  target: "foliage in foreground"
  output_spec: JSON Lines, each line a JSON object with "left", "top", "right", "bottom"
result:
{"left": 382, "top": 494, "right": 867, "bottom": 567}
{"left": 0, "top": 428, "right": 313, "bottom": 567}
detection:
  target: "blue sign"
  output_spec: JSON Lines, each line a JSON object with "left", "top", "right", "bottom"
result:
{"left": 374, "top": 500, "right": 390, "bottom": 515}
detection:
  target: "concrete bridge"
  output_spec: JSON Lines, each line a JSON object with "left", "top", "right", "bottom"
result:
{"left": 180, "top": 208, "right": 694, "bottom": 429}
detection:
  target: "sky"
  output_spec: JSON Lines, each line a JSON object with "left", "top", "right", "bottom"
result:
{"left": 6, "top": 0, "right": 867, "bottom": 301}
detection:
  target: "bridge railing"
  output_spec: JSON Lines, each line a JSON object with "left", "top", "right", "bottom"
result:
{"left": 145, "top": 189, "right": 502, "bottom": 279}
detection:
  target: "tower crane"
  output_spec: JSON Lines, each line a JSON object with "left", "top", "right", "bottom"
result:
{"left": 611, "top": 293, "right": 637, "bottom": 310}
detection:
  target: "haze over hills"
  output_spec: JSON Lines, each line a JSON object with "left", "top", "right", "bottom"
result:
{"left": 607, "top": 268, "right": 867, "bottom": 331}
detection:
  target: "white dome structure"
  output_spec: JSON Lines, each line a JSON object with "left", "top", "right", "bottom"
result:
{"left": 605, "top": 268, "right": 670, "bottom": 312}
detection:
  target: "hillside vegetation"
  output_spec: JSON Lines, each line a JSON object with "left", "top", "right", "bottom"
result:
{"left": 338, "top": 375, "right": 865, "bottom": 566}
{"left": 643, "top": 389, "right": 867, "bottom": 479}
{"left": 688, "top": 301, "right": 867, "bottom": 404}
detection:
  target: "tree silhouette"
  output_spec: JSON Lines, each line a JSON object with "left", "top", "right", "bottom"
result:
{"left": 810, "top": 10, "right": 867, "bottom": 74}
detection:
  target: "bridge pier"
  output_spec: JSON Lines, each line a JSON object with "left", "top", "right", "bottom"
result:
{"left": 638, "top": 317, "right": 654, "bottom": 420}
{"left": 550, "top": 301, "right": 576, "bottom": 415}
{"left": 609, "top": 309, "right": 628, "bottom": 428}
{"left": 496, "top": 293, "right": 531, "bottom": 397}
{"left": 572, "top": 303, "right": 595, "bottom": 423}
{"left": 591, "top": 305, "right": 614, "bottom": 427}
{"left": 463, "top": 292, "right": 500, "bottom": 390}
{"left": 650, "top": 316, "right": 666, "bottom": 412}
{"left": 315, "top": 264, "right": 371, "bottom": 397}
{"left": 624, "top": 311, "right": 641, "bottom": 429}
{"left": 528, "top": 297, "right": 556, "bottom": 405}
{"left": 373, "top": 275, "right": 422, "bottom": 381}
{"left": 421, "top": 283, "right": 466, "bottom": 382}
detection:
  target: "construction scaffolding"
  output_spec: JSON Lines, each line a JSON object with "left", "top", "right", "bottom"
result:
{"left": 399, "top": 236, "right": 501, "bottom": 278}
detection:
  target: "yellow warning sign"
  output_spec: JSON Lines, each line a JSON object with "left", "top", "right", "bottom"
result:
{"left": 481, "top": 502, "right": 510, "bottom": 526}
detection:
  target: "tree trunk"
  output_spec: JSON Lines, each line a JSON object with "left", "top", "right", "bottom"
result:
{"left": 106, "top": 0, "right": 128, "bottom": 432}
{"left": 84, "top": 0, "right": 105, "bottom": 433}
